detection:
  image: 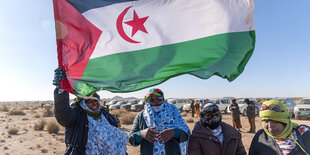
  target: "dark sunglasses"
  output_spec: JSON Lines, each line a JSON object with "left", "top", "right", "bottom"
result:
{"left": 149, "top": 96, "right": 163, "bottom": 102}
{"left": 85, "top": 99, "right": 98, "bottom": 105}
{"left": 205, "top": 111, "right": 220, "bottom": 118}
{"left": 261, "top": 105, "right": 284, "bottom": 112}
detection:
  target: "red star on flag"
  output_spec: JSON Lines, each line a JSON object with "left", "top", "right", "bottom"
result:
{"left": 124, "top": 10, "right": 149, "bottom": 37}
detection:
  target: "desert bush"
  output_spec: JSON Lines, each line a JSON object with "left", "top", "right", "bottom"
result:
{"left": 181, "top": 112, "right": 187, "bottom": 117}
{"left": 7, "top": 127, "right": 19, "bottom": 135}
{"left": 20, "top": 106, "right": 30, "bottom": 110}
{"left": 7, "top": 109, "right": 25, "bottom": 115}
{"left": 33, "top": 113, "right": 41, "bottom": 118}
{"left": 118, "top": 113, "right": 136, "bottom": 125}
{"left": 185, "top": 118, "right": 194, "bottom": 123}
{"left": 42, "top": 109, "right": 53, "bottom": 117}
{"left": 22, "top": 118, "right": 29, "bottom": 121}
{"left": 47, "top": 121, "right": 60, "bottom": 134}
{"left": 109, "top": 109, "right": 128, "bottom": 118}
{"left": 34, "top": 119, "right": 46, "bottom": 131}
{"left": 0, "top": 104, "right": 9, "bottom": 112}
{"left": 41, "top": 148, "right": 48, "bottom": 153}
{"left": 31, "top": 106, "right": 40, "bottom": 110}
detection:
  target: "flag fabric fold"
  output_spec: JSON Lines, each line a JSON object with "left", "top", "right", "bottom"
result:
{"left": 53, "top": 0, "right": 256, "bottom": 96}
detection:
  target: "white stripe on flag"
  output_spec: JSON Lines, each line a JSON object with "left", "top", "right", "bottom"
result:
{"left": 82, "top": 0, "right": 255, "bottom": 58}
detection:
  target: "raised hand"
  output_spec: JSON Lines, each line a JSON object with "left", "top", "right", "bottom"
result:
{"left": 53, "top": 67, "right": 66, "bottom": 89}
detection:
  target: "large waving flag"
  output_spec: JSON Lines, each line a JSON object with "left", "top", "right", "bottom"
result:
{"left": 53, "top": 0, "right": 255, "bottom": 96}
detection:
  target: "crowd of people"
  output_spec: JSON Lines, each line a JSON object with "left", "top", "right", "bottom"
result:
{"left": 53, "top": 68, "right": 309, "bottom": 155}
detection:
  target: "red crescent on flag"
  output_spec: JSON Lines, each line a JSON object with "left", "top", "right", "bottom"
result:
{"left": 117, "top": 6, "right": 140, "bottom": 44}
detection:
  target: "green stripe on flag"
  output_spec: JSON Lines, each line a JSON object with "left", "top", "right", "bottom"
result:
{"left": 73, "top": 31, "right": 255, "bottom": 95}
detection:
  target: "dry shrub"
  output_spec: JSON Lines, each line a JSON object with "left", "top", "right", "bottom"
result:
{"left": 22, "top": 118, "right": 29, "bottom": 121}
{"left": 34, "top": 119, "right": 46, "bottom": 131}
{"left": 7, "top": 109, "right": 25, "bottom": 115}
{"left": 118, "top": 113, "right": 136, "bottom": 125}
{"left": 185, "top": 118, "right": 194, "bottom": 123}
{"left": 42, "top": 109, "right": 53, "bottom": 117}
{"left": 31, "top": 106, "right": 40, "bottom": 110}
{"left": 181, "top": 112, "right": 187, "bottom": 117}
{"left": 20, "top": 106, "right": 30, "bottom": 110}
{"left": 47, "top": 121, "right": 60, "bottom": 134}
{"left": 0, "top": 104, "right": 9, "bottom": 112}
{"left": 33, "top": 113, "right": 41, "bottom": 118}
{"left": 7, "top": 127, "right": 19, "bottom": 135}
{"left": 109, "top": 109, "right": 128, "bottom": 118}
{"left": 41, "top": 148, "right": 48, "bottom": 153}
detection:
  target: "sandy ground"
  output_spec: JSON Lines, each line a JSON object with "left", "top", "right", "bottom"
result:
{"left": 0, "top": 103, "right": 309, "bottom": 155}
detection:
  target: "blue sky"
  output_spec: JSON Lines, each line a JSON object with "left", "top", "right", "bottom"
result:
{"left": 0, "top": 0, "right": 309, "bottom": 101}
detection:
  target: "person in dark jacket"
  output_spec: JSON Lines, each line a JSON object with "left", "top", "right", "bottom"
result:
{"left": 53, "top": 67, "right": 128, "bottom": 155}
{"left": 189, "top": 99, "right": 195, "bottom": 118}
{"left": 249, "top": 100, "right": 310, "bottom": 155}
{"left": 244, "top": 98, "right": 256, "bottom": 133}
{"left": 188, "top": 103, "right": 246, "bottom": 155}
{"left": 129, "top": 88, "right": 190, "bottom": 155}
{"left": 229, "top": 99, "right": 242, "bottom": 131}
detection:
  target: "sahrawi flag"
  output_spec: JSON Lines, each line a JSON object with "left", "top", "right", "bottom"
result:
{"left": 53, "top": 0, "right": 255, "bottom": 96}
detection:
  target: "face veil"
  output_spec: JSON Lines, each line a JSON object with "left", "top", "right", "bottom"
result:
{"left": 200, "top": 103, "right": 222, "bottom": 130}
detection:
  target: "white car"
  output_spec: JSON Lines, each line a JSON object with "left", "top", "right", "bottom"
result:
{"left": 109, "top": 101, "right": 127, "bottom": 110}
{"left": 294, "top": 98, "right": 310, "bottom": 120}
{"left": 167, "top": 98, "right": 188, "bottom": 111}
{"left": 210, "top": 99, "right": 231, "bottom": 113}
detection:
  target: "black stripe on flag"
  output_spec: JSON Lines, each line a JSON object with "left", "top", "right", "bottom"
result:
{"left": 66, "top": 0, "right": 136, "bottom": 13}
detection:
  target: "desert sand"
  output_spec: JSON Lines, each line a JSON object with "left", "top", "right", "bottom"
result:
{"left": 0, "top": 102, "right": 309, "bottom": 155}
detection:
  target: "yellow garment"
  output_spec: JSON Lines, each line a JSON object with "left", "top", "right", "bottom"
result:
{"left": 259, "top": 100, "right": 298, "bottom": 139}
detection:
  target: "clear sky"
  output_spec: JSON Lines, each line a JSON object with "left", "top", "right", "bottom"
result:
{"left": 0, "top": 0, "right": 309, "bottom": 101}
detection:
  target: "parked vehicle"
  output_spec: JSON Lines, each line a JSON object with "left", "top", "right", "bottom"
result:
{"left": 130, "top": 100, "right": 145, "bottom": 112}
{"left": 107, "top": 100, "right": 118, "bottom": 106}
{"left": 120, "top": 100, "right": 138, "bottom": 111}
{"left": 271, "top": 98, "right": 296, "bottom": 116}
{"left": 294, "top": 98, "right": 310, "bottom": 120}
{"left": 167, "top": 98, "right": 188, "bottom": 111}
{"left": 109, "top": 101, "right": 127, "bottom": 110}
{"left": 209, "top": 99, "right": 231, "bottom": 113}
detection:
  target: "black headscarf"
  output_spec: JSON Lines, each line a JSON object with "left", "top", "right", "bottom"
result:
{"left": 200, "top": 103, "right": 222, "bottom": 130}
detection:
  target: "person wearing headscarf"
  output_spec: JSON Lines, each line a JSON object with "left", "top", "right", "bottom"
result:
{"left": 229, "top": 99, "right": 242, "bottom": 131}
{"left": 249, "top": 100, "right": 310, "bottom": 155}
{"left": 129, "top": 88, "right": 190, "bottom": 155}
{"left": 53, "top": 67, "right": 128, "bottom": 155}
{"left": 188, "top": 103, "right": 246, "bottom": 155}
{"left": 188, "top": 99, "right": 195, "bottom": 118}
{"left": 195, "top": 100, "right": 200, "bottom": 118}
{"left": 244, "top": 98, "right": 256, "bottom": 133}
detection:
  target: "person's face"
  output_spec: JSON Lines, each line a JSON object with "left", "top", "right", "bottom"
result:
{"left": 263, "top": 120, "right": 286, "bottom": 136}
{"left": 149, "top": 95, "right": 164, "bottom": 106}
{"left": 85, "top": 99, "right": 100, "bottom": 112}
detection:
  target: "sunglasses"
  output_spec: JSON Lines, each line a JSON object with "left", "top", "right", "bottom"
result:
{"left": 85, "top": 99, "right": 98, "bottom": 105}
{"left": 261, "top": 105, "right": 284, "bottom": 112}
{"left": 149, "top": 96, "right": 164, "bottom": 102}
{"left": 204, "top": 111, "right": 220, "bottom": 118}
